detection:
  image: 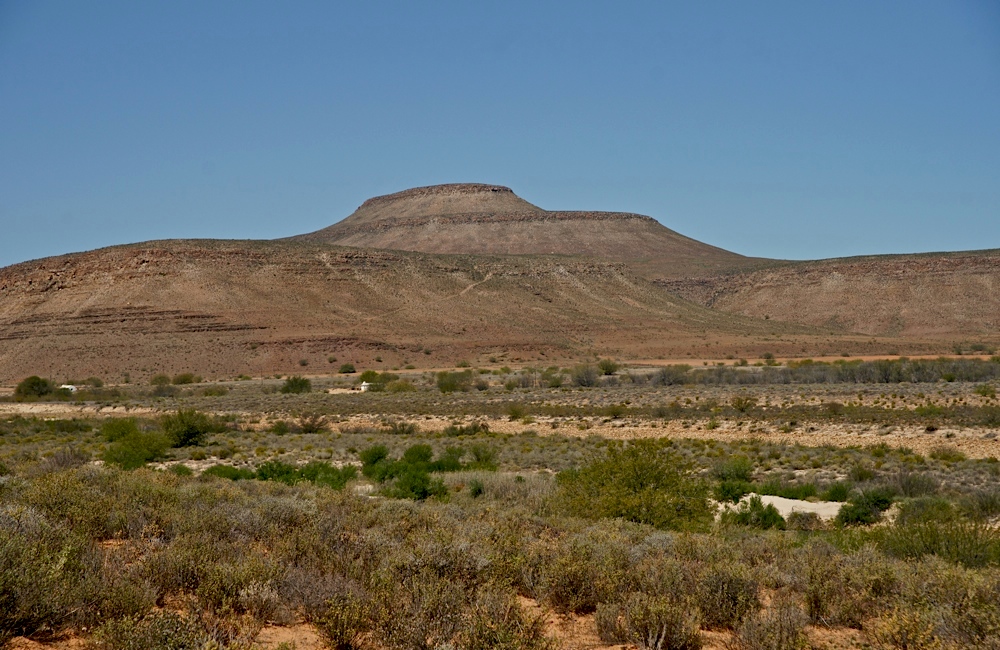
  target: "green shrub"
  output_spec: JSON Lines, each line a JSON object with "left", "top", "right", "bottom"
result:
{"left": 437, "top": 370, "right": 473, "bottom": 393}
{"left": 598, "top": 359, "right": 620, "bottom": 375}
{"left": 202, "top": 464, "right": 255, "bottom": 481}
{"left": 171, "top": 373, "right": 200, "bottom": 385}
{"left": 557, "top": 439, "right": 714, "bottom": 531}
{"left": 103, "top": 432, "right": 170, "bottom": 470}
{"left": 821, "top": 481, "right": 852, "bottom": 502}
{"left": 339, "top": 363, "right": 356, "bottom": 374}
{"left": 255, "top": 460, "right": 300, "bottom": 484}
{"left": 386, "top": 379, "right": 417, "bottom": 392}
{"left": 722, "top": 495, "right": 786, "bottom": 530}
{"left": 468, "top": 479, "right": 485, "bottom": 498}
{"left": 359, "top": 445, "right": 390, "bottom": 479}
{"left": 849, "top": 463, "right": 876, "bottom": 482}
{"left": 14, "top": 375, "right": 54, "bottom": 399}
{"left": 280, "top": 376, "right": 312, "bottom": 394}
{"left": 467, "top": 444, "right": 498, "bottom": 471}
{"left": 836, "top": 487, "right": 896, "bottom": 526}
{"left": 713, "top": 455, "right": 754, "bottom": 482}
{"left": 101, "top": 418, "right": 140, "bottom": 442}
{"left": 161, "top": 409, "right": 225, "bottom": 447}
{"left": 149, "top": 374, "right": 171, "bottom": 386}
{"left": 974, "top": 383, "right": 997, "bottom": 398}
{"left": 729, "top": 395, "right": 758, "bottom": 414}
{"left": 714, "top": 480, "right": 753, "bottom": 504}
{"left": 877, "top": 520, "right": 1000, "bottom": 568}
{"left": 386, "top": 464, "right": 448, "bottom": 500}
{"left": 571, "top": 365, "right": 599, "bottom": 387}
{"left": 755, "top": 479, "right": 818, "bottom": 501}
{"left": 930, "top": 445, "right": 967, "bottom": 463}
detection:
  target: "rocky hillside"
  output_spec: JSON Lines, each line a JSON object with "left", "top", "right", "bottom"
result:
{"left": 0, "top": 239, "right": 811, "bottom": 383}
{"left": 659, "top": 250, "right": 1000, "bottom": 339}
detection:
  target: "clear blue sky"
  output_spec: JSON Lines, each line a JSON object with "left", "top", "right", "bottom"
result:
{"left": 2, "top": 1, "right": 998, "bottom": 267}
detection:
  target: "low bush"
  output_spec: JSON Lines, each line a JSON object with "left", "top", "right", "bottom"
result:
{"left": 557, "top": 439, "right": 713, "bottom": 532}
{"left": 103, "top": 431, "right": 170, "bottom": 470}
{"left": 755, "top": 479, "right": 818, "bottom": 501}
{"left": 731, "top": 595, "right": 807, "bottom": 650}
{"left": 14, "top": 375, "right": 54, "bottom": 399}
{"left": 437, "top": 370, "right": 473, "bottom": 393}
{"left": 458, "top": 590, "right": 554, "bottom": 650}
{"left": 202, "top": 464, "right": 255, "bottom": 481}
{"left": 171, "top": 373, "right": 200, "bottom": 385}
{"left": 359, "top": 444, "right": 471, "bottom": 500}
{"left": 876, "top": 520, "right": 1000, "bottom": 568}
{"left": 821, "top": 481, "right": 852, "bottom": 502}
{"left": 836, "top": 487, "right": 896, "bottom": 526}
{"left": 722, "top": 495, "right": 786, "bottom": 530}
{"left": 161, "top": 409, "right": 226, "bottom": 447}
{"left": 598, "top": 359, "right": 620, "bottom": 375}
{"left": 696, "top": 566, "right": 760, "bottom": 630}
{"left": 571, "top": 364, "right": 599, "bottom": 387}
{"left": 280, "top": 376, "right": 311, "bottom": 394}
{"left": 383, "top": 420, "right": 419, "bottom": 435}
{"left": 599, "top": 593, "right": 701, "bottom": 650}
{"left": 713, "top": 455, "right": 754, "bottom": 482}
{"left": 92, "top": 611, "right": 206, "bottom": 650}
{"left": 443, "top": 421, "right": 490, "bottom": 437}
{"left": 101, "top": 418, "right": 140, "bottom": 442}
{"left": 930, "top": 445, "right": 967, "bottom": 463}
{"left": 202, "top": 461, "right": 356, "bottom": 489}
{"left": 714, "top": 480, "right": 753, "bottom": 503}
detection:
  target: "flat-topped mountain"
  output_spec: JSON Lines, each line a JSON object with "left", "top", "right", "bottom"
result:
{"left": 291, "top": 183, "right": 756, "bottom": 279}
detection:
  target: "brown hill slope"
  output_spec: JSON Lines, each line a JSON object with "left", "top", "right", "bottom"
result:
{"left": 0, "top": 240, "right": 818, "bottom": 383}
{"left": 659, "top": 249, "right": 1000, "bottom": 339}
{"left": 291, "top": 183, "right": 755, "bottom": 279}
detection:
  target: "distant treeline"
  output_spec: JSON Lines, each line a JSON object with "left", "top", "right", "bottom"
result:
{"left": 650, "top": 357, "right": 1000, "bottom": 386}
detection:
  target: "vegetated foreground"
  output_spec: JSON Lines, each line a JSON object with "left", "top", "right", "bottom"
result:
{"left": 4, "top": 362, "right": 1000, "bottom": 649}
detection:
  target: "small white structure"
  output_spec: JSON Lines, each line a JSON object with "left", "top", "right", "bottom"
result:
{"left": 359, "top": 381, "right": 372, "bottom": 393}
{"left": 59, "top": 384, "right": 78, "bottom": 393}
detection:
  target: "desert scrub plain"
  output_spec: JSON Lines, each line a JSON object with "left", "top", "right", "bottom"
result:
{"left": 3, "top": 358, "right": 1000, "bottom": 649}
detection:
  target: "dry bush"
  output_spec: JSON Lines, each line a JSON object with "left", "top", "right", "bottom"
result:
{"left": 803, "top": 543, "right": 898, "bottom": 628}
{"left": 729, "top": 594, "right": 808, "bottom": 650}
{"left": 527, "top": 535, "right": 633, "bottom": 614}
{"left": 865, "top": 606, "right": 942, "bottom": 650}
{"left": 696, "top": 564, "right": 760, "bottom": 630}
{"left": 601, "top": 592, "right": 702, "bottom": 650}
{"left": 457, "top": 589, "right": 554, "bottom": 650}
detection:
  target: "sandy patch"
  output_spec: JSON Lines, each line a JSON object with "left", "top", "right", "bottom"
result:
{"left": 752, "top": 494, "right": 842, "bottom": 520}
{"left": 328, "top": 414, "right": 1000, "bottom": 459}
{"left": 255, "top": 623, "right": 324, "bottom": 649}
{"left": 0, "top": 403, "right": 157, "bottom": 418}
